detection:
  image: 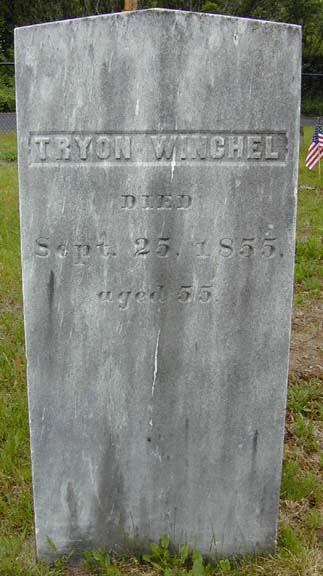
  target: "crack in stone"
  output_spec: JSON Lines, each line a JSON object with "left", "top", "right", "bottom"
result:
{"left": 152, "top": 328, "right": 160, "bottom": 398}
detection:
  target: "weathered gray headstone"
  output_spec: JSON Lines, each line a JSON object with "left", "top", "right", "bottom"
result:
{"left": 15, "top": 9, "right": 301, "bottom": 561}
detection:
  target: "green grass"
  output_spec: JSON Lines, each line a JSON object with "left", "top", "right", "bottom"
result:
{"left": 0, "top": 131, "right": 322, "bottom": 575}
{"left": 0, "top": 134, "right": 17, "bottom": 162}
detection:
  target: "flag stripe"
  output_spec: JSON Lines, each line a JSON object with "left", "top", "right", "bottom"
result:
{"left": 309, "top": 147, "right": 323, "bottom": 164}
{"left": 306, "top": 148, "right": 318, "bottom": 165}
{"left": 306, "top": 147, "right": 323, "bottom": 170}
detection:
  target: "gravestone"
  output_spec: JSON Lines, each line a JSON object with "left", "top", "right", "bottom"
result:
{"left": 15, "top": 9, "right": 301, "bottom": 560}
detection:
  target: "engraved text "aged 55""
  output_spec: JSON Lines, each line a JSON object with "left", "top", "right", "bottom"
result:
{"left": 98, "top": 284, "right": 213, "bottom": 310}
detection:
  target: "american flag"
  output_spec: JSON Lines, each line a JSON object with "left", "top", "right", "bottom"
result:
{"left": 305, "top": 119, "right": 323, "bottom": 170}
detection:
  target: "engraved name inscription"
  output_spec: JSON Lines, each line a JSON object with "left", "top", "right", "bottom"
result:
{"left": 29, "top": 131, "right": 288, "bottom": 164}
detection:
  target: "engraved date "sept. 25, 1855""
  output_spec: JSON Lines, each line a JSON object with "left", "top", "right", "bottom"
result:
{"left": 35, "top": 234, "right": 282, "bottom": 263}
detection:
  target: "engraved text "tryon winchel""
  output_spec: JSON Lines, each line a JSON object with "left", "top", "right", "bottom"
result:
{"left": 29, "top": 131, "right": 288, "bottom": 164}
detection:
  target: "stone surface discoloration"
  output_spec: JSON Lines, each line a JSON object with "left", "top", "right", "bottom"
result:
{"left": 15, "top": 9, "right": 301, "bottom": 560}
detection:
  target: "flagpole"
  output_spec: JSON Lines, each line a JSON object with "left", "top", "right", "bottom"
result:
{"left": 319, "top": 157, "right": 321, "bottom": 179}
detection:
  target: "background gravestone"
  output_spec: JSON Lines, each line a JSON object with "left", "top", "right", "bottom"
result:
{"left": 15, "top": 9, "right": 301, "bottom": 560}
